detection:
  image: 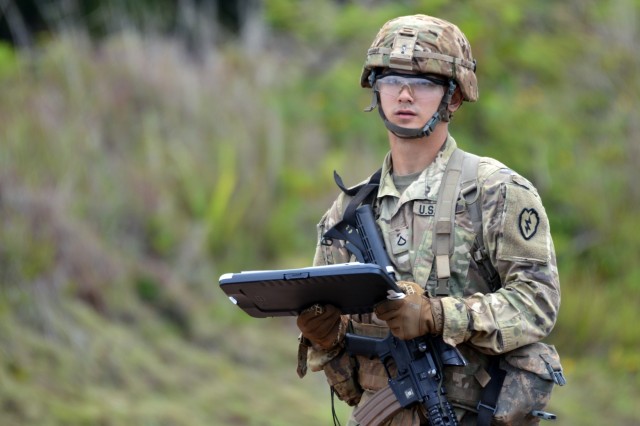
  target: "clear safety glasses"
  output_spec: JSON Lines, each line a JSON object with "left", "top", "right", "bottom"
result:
{"left": 375, "top": 75, "right": 446, "bottom": 100}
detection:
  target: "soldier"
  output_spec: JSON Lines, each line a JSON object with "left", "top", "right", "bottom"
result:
{"left": 296, "top": 14, "right": 565, "bottom": 426}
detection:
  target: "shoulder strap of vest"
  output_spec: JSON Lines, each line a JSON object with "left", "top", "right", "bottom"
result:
{"left": 433, "top": 150, "right": 501, "bottom": 295}
{"left": 460, "top": 153, "right": 502, "bottom": 292}
{"left": 432, "top": 149, "right": 465, "bottom": 296}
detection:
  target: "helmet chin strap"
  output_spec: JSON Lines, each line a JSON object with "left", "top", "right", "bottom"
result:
{"left": 366, "top": 79, "right": 458, "bottom": 139}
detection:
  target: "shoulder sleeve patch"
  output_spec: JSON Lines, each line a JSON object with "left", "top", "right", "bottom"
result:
{"left": 497, "top": 182, "right": 549, "bottom": 264}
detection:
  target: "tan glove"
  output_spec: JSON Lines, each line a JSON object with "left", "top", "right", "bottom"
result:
{"left": 374, "top": 281, "right": 444, "bottom": 340}
{"left": 296, "top": 304, "right": 347, "bottom": 350}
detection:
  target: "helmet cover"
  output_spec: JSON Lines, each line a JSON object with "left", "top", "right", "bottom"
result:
{"left": 361, "top": 14, "right": 478, "bottom": 102}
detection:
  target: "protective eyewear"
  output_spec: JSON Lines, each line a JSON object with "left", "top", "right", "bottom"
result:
{"left": 375, "top": 75, "right": 446, "bottom": 99}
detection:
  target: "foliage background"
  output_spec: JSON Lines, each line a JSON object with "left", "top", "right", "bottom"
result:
{"left": 0, "top": 0, "right": 639, "bottom": 425}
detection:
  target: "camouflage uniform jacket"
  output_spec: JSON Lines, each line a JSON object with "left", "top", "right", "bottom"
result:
{"left": 307, "top": 135, "right": 561, "bottom": 424}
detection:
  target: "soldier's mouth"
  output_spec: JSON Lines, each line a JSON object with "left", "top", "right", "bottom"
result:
{"left": 395, "top": 109, "right": 417, "bottom": 116}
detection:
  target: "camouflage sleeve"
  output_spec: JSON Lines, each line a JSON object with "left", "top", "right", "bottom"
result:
{"left": 313, "top": 193, "right": 353, "bottom": 267}
{"left": 440, "top": 163, "right": 560, "bottom": 355}
{"left": 304, "top": 194, "right": 363, "bottom": 405}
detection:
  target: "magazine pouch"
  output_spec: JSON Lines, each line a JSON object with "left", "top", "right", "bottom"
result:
{"left": 493, "top": 342, "right": 566, "bottom": 425}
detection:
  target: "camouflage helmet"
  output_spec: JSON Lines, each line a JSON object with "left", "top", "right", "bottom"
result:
{"left": 361, "top": 15, "right": 478, "bottom": 102}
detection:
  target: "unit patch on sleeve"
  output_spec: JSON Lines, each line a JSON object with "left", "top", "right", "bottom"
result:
{"left": 498, "top": 182, "right": 549, "bottom": 264}
{"left": 518, "top": 208, "right": 540, "bottom": 240}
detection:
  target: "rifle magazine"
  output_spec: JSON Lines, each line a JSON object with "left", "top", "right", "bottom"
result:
{"left": 353, "top": 384, "right": 403, "bottom": 426}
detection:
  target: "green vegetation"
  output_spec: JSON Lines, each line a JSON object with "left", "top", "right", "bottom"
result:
{"left": 1, "top": 1, "right": 639, "bottom": 425}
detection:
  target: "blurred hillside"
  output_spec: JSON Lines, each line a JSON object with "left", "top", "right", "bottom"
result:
{"left": 0, "top": 1, "right": 639, "bottom": 425}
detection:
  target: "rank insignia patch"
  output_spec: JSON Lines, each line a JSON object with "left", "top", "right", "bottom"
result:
{"left": 519, "top": 208, "right": 540, "bottom": 240}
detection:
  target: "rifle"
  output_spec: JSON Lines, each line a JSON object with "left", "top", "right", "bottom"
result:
{"left": 338, "top": 204, "right": 466, "bottom": 426}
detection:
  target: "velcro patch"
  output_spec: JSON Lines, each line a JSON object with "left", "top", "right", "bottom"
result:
{"left": 498, "top": 183, "right": 549, "bottom": 264}
{"left": 413, "top": 201, "right": 436, "bottom": 216}
{"left": 390, "top": 226, "right": 410, "bottom": 255}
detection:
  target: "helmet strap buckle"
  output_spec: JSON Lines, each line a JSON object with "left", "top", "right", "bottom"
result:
{"left": 439, "top": 80, "right": 457, "bottom": 122}
{"left": 364, "top": 90, "right": 378, "bottom": 112}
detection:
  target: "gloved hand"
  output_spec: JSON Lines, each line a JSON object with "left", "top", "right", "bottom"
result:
{"left": 296, "top": 304, "right": 347, "bottom": 350}
{"left": 374, "top": 281, "right": 444, "bottom": 340}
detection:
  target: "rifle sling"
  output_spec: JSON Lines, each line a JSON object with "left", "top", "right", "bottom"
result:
{"left": 337, "top": 169, "right": 382, "bottom": 227}
{"left": 322, "top": 169, "right": 382, "bottom": 256}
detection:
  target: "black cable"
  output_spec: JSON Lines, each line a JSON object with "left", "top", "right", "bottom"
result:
{"left": 331, "top": 387, "right": 342, "bottom": 426}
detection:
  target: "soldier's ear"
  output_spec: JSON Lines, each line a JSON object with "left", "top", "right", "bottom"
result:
{"left": 448, "top": 87, "right": 463, "bottom": 112}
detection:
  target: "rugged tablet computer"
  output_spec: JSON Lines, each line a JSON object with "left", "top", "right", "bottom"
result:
{"left": 218, "top": 262, "right": 401, "bottom": 318}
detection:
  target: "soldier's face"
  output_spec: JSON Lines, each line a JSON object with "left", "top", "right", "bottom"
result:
{"left": 376, "top": 74, "right": 446, "bottom": 128}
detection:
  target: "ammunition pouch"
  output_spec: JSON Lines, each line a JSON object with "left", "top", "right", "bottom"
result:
{"left": 445, "top": 342, "right": 566, "bottom": 425}
{"left": 493, "top": 342, "right": 565, "bottom": 425}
